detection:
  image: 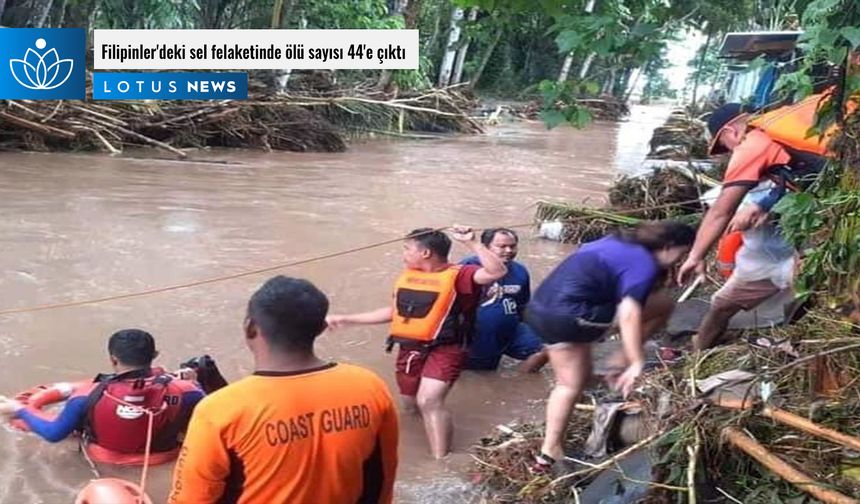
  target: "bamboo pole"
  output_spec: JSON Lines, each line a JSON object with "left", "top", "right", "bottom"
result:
{"left": 710, "top": 396, "right": 860, "bottom": 452}
{"left": 762, "top": 406, "right": 860, "bottom": 452}
{"left": 723, "top": 426, "right": 858, "bottom": 504}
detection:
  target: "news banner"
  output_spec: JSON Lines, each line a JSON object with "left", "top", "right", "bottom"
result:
{"left": 0, "top": 29, "right": 418, "bottom": 101}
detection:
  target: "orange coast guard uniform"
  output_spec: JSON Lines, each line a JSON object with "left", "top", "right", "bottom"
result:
{"left": 168, "top": 363, "right": 398, "bottom": 504}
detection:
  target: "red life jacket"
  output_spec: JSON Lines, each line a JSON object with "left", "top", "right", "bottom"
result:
{"left": 84, "top": 368, "right": 182, "bottom": 454}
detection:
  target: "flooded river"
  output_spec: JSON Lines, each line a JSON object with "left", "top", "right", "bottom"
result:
{"left": 0, "top": 105, "right": 669, "bottom": 503}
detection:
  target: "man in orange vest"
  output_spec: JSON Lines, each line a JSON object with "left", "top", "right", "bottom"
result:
{"left": 678, "top": 92, "right": 838, "bottom": 348}
{"left": 326, "top": 225, "right": 507, "bottom": 459}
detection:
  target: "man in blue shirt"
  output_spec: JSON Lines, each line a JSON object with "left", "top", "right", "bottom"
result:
{"left": 462, "top": 228, "right": 547, "bottom": 372}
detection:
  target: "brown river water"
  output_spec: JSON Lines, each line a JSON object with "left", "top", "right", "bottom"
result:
{"left": 0, "top": 105, "right": 668, "bottom": 503}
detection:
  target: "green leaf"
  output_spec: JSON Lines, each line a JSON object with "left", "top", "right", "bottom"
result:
{"left": 817, "top": 27, "right": 840, "bottom": 48}
{"left": 583, "top": 80, "right": 600, "bottom": 95}
{"left": 555, "top": 29, "right": 583, "bottom": 53}
{"left": 570, "top": 107, "right": 593, "bottom": 128}
{"left": 539, "top": 110, "right": 567, "bottom": 129}
{"left": 841, "top": 27, "right": 860, "bottom": 48}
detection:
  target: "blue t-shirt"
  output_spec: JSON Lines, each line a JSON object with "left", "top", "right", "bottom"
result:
{"left": 461, "top": 256, "right": 530, "bottom": 340}
{"left": 529, "top": 236, "right": 659, "bottom": 319}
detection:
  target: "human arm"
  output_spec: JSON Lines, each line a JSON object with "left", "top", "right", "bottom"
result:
{"left": 326, "top": 307, "right": 393, "bottom": 330}
{"left": 168, "top": 407, "right": 231, "bottom": 504}
{"left": 0, "top": 394, "right": 88, "bottom": 442}
{"left": 727, "top": 184, "right": 785, "bottom": 233}
{"left": 677, "top": 185, "right": 749, "bottom": 284}
{"left": 612, "top": 297, "right": 645, "bottom": 398}
{"left": 450, "top": 225, "right": 506, "bottom": 286}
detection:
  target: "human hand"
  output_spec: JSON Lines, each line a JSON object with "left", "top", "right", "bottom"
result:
{"left": 728, "top": 203, "right": 769, "bottom": 233}
{"left": 676, "top": 257, "right": 705, "bottom": 286}
{"left": 325, "top": 315, "right": 350, "bottom": 331}
{"left": 0, "top": 396, "right": 24, "bottom": 416}
{"left": 612, "top": 361, "right": 645, "bottom": 398}
{"left": 449, "top": 225, "right": 476, "bottom": 243}
{"left": 174, "top": 368, "right": 198, "bottom": 382}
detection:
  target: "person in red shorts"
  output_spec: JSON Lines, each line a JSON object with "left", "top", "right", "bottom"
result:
{"left": 327, "top": 225, "right": 507, "bottom": 459}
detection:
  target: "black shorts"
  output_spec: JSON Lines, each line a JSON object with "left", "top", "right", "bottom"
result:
{"left": 524, "top": 305, "right": 615, "bottom": 344}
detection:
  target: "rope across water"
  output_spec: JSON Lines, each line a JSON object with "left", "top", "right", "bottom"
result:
{"left": 0, "top": 194, "right": 723, "bottom": 317}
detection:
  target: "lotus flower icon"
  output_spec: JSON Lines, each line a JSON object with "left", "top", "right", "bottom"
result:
{"left": 10, "top": 38, "right": 74, "bottom": 90}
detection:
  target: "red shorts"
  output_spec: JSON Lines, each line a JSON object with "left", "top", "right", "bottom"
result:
{"left": 395, "top": 343, "right": 467, "bottom": 397}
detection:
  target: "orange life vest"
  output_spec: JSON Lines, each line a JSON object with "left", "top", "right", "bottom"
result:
{"left": 389, "top": 266, "right": 460, "bottom": 346}
{"left": 747, "top": 91, "right": 839, "bottom": 156}
{"left": 746, "top": 90, "right": 858, "bottom": 190}
{"left": 716, "top": 230, "right": 744, "bottom": 279}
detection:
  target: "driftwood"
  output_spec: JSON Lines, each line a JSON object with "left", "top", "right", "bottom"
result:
{"left": 0, "top": 87, "right": 481, "bottom": 157}
{"left": 723, "top": 426, "right": 859, "bottom": 504}
{"left": 711, "top": 396, "right": 860, "bottom": 452}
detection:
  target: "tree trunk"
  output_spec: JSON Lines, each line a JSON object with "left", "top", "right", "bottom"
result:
{"left": 403, "top": 0, "right": 421, "bottom": 28}
{"left": 28, "top": 0, "right": 52, "bottom": 27}
{"left": 614, "top": 66, "right": 633, "bottom": 98}
{"left": 623, "top": 66, "right": 643, "bottom": 102}
{"left": 451, "top": 8, "right": 477, "bottom": 85}
{"left": 690, "top": 30, "right": 712, "bottom": 111}
{"left": 378, "top": 0, "right": 423, "bottom": 90}
{"left": 578, "top": 52, "right": 596, "bottom": 80}
{"left": 557, "top": 53, "right": 575, "bottom": 83}
{"left": 557, "top": 0, "right": 598, "bottom": 83}
{"left": 468, "top": 26, "right": 502, "bottom": 90}
{"left": 426, "top": 3, "right": 441, "bottom": 54}
{"left": 51, "top": 0, "right": 67, "bottom": 27}
{"left": 437, "top": 7, "right": 464, "bottom": 87}
{"left": 602, "top": 67, "right": 617, "bottom": 95}
{"left": 271, "top": 0, "right": 284, "bottom": 27}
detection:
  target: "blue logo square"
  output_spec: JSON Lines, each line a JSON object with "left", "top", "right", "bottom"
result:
{"left": 0, "top": 28, "right": 86, "bottom": 100}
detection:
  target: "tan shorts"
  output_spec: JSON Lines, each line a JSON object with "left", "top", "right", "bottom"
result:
{"left": 712, "top": 277, "right": 781, "bottom": 312}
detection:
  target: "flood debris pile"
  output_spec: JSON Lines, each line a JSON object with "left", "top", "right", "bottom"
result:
{"left": 470, "top": 410, "right": 594, "bottom": 503}
{"left": 647, "top": 109, "right": 709, "bottom": 161}
{"left": 0, "top": 87, "right": 481, "bottom": 157}
{"left": 535, "top": 165, "right": 717, "bottom": 243}
{"left": 502, "top": 98, "right": 630, "bottom": 122}
{"left": 472, "top": 314, "right": 860, "bottom": 503}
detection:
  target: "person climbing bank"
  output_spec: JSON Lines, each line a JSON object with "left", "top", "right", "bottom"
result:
{"left": 677, "top": 90, "right": 845, "bottom": 286}
{"left": 526, "top": 221, "right": 695, "bottom": 471}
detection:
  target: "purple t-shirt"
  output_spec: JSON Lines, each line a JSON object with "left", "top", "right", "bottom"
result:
{"left": 529, "top": 236, "right": 658, "bottom": 319}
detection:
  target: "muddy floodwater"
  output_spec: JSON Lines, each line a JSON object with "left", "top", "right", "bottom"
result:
{"left": 0, "top": 105, "right": 669, "bottom": 503}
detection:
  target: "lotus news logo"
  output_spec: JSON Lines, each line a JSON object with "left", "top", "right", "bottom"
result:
{"left": 0, "top": 28, "right": 85, "bottom": 99}
{"left": 10, "top": 38, "right": 74, "bottom": 90}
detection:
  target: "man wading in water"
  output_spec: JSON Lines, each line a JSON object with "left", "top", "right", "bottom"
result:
{"left": 327, "top": 226, "right": 507, "bottom": 459}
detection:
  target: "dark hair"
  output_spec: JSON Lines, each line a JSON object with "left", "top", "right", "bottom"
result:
{"left": 616, "top": 221, "right": 696, "bottom": 251}
{"left": 107, "top": 329, "right": 157, "bottom": 367}
{"left": 248, "top": 275, "right": 329, "bottom": 352}
{"left": 480, "top": 228, "right": 518, "bottom": 246}
{"left": 406, "top": 228, "right": 451, "bottom": 259}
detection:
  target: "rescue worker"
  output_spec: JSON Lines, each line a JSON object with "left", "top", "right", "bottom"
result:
{"left": 693, "top": 180, "right": 797, "bottom": 350}
{"left": 0, "top": 329, "right": 204, "bottom": 465}
{"left": 677, "top": 90, "right": 842, "bottom": 286}
{"left": 461, "top": 228, "right": 547, "bottom": 373}
{"left": 527, "top": 221, "right": 695, "bottom": 472}
{"left": 326, "top": 225, "right": 507, "bottom": 459}
{"left": 169, "top": 276, "right": 399, "bottom": 504}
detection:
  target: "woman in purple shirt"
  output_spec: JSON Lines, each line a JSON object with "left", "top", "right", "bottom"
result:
{"left": 526, "top": 220, "right": 694, "bottom": 471}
